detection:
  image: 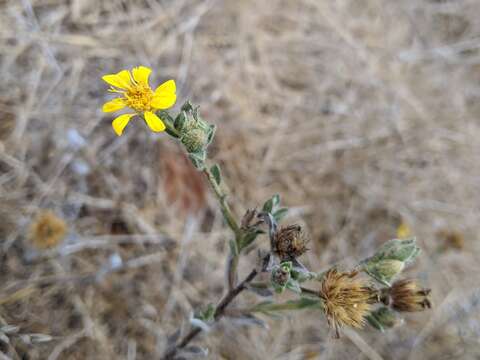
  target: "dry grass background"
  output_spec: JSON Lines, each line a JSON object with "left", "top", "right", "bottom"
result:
{"left": 1, "top": 0, "right": 480, "bottom": 359}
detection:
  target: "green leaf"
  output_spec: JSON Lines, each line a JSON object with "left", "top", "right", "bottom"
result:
{"left": 252, "top": 298, "right": 323, "bottom": 313}
{"left": 188, "top": 151, "right": 206, "bottom": 170}
{"left": 262, "top": 194, "right": 281, "bottom": 213}
{"left": 174, "top": 111, "right": 187, "bottom": 132}
{"left": 262, "top": 199, "right": 273, "bottom": 213}
{"left": 271, "top": 194, "right": 280, "bottom": 208}
{"left": 367, "top": 307, "right": 400, "bottom": 332}
{"left": 181, "top": 100, "right": 194, "bottom": 112}
{"left": 239, "top": 229, "right": 263, "bottom": 250}
{"left": 366, "top": 314, "right": 384, "bottom": 332}
{"left": 206, "top": 124, "right": 216, "bottom": 146}
{"left": 196, "top": 303, "right": 215, "bottom": 323}
{"left": 210, "top": 164, "right": 222, "bottom": 185}
{"left": 285, "top": 278, "right": 301, "bottom": 294}
{"left": 273, "top": 207, "right": 288, "bottom": 222}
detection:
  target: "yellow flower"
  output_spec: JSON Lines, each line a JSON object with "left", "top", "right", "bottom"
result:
{"left": 396, "top": 222, "right": 411, "bottom": 239}
{"left": 29, "top": 210, "right": 67, "bottom": 249}
{"left": 102, "top": 66, "right": 176, "bottom": 136}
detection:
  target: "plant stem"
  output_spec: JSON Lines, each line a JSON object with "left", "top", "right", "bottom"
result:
{"left": 202, "top": 164, "right": 241, "bottom": 237}
{"left": 300, "top": 286, "right": 319, "bottom": 297}
{"left": 162, "top": 269, "right": 258, "bottom": 359}
{"left": 202, "top": 162, "right": 242, "bottom": 290}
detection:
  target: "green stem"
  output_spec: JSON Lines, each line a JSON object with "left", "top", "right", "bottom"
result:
{"left": 202, "top": 164, "right": 241, "bottom": 237}
{"left": 203, "top": 163, "right": 242, "bottom": 289}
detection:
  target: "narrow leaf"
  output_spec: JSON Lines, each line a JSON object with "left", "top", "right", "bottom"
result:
{"left": 273, "top": 207, "right": 288, "bottom": 222}
{"left": 210, "top": 164, "right": 221, "bottom": 185}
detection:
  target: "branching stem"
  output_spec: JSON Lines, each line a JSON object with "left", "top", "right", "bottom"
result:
{"left": 163, "top": 269, "right": 258, "bottom": 359}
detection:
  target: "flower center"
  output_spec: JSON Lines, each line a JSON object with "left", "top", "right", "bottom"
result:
{"left": 125, "top": 83, "right": 154, "bottom": 112}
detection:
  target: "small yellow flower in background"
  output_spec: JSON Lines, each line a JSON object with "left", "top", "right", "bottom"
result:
{"left": 29, "top": 210, "right": 67, "bottom": 249}
{"left": 102, "top": 66, "right": 176, "bottom": 136}
{"left": 396, "top": 222, "right": 411, "bottom": 239}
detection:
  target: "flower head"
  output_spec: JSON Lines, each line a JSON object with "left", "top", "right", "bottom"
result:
{"left": 388, "top": 279, "right": 432, "bottom": 312}
{"left": 29, "top": 210, "right": 67, "bottom": 249}
{"left": 102, "top": 66, "right": 176, "bottom": 136}
{"left": 319, "top": 269, "right": 377, "bottom": 337}
{"left": 272, "top": 225, "right": 308, "bottom": 261}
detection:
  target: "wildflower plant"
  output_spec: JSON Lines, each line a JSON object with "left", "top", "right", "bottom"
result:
{"left": 101, "top": 67, "right": 432, "bottom": 359}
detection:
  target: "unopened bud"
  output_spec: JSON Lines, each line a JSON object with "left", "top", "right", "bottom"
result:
{"left": 361, "top": 238, "right": 420, "bottom": 285}
{"left": 271, "top": 262, "right": 292, "bottom": 293}
{"left": 181, "top": 128, "right": 208, "bottom": 153}
{"left": 364, "top": 259, "right": 405, "bottom": 285}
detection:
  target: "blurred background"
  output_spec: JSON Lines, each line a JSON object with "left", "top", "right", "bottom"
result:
{"left": 1, "top": 0, "right": 480, "bottom": 359}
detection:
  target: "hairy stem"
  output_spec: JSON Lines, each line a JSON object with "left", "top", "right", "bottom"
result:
{"left": 202, "top": 164, "right": 241, "bottom": 237}
{"left": 203, "top": 163, "right": 242, "bottom": 289}
{"left": 163, "top": 269, "right": 258, "bottom": 359}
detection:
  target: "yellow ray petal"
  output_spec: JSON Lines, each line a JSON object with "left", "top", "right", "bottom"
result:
{"left": 112, "top": 113, "right": 135, "bottom": 136}
{"left": 152, "top": 80, "right": 176, "bottom": 109}
{"left": 132, "top": 66, "right": 152, "bottom": 85}
{"left": 102, "top": 98, "right": 126, "bottom": 112}
{"left": 151, "top": 93, "right": 176, "bottom": 109}
{"left": 143, "top": 111, "right": 166, "bottom": 132}
{"left": 154, "top": 79, "right": 176, "bottom": 95}
{"left": 102, "top": 70, "right": 132, "bottom": 90}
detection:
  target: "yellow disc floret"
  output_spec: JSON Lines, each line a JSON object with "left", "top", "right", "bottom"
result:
{"left": 124, "top": 82, "right": 154, "bottom": 113}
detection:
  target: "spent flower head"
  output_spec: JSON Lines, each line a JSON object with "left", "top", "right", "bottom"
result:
{"left": 29, "top": 210, "right": 67, "bottom": 249}
{"left": 388, "top": 279, "right": 432, "bottom": 312}
{"left": 272, "top": 224, "right": 308, "bottom": 261}
{"left": 319, "top": 269, "right": 377, "bottom": 337}
{"left": 102, "top": 66, "right": 176, "bottom": 136}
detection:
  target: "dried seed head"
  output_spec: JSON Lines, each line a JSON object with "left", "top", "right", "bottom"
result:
{"left": 273, "top": 225, "right": 308, "bottom": 261}
{"left": 319, "top": 269, "right": 377, "bottom": 337}
{"left": 29, "top": 210, "right": 67, "bottom": 249}
{"left": 389, "top": 279, "right": 432, "bottom": 312}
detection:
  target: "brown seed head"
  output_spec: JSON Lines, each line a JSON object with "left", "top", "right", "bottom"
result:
{"left": 273, "top": 225, "right": 308, "bottom": 261}
{"left": 29, "top": 210, "right": 67, "bottom": 249}
{"left": 319, "top": 269, "right": 376, "bottom": 337}
{"left": 389, "top": 279, "right": 432, "bottom": 312}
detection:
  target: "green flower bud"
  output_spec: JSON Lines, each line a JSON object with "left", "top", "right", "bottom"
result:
{"left": 181, "top": 128, "right": 208, "bottom": 153}
{"left": 364, "top": 259, "right": 404, "bottom": 285}
{"left": 361, "top": 238, "right": 420, "bottom": 285}
{"left": 271, "top": 262, "right": 292, "bottom": 293}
